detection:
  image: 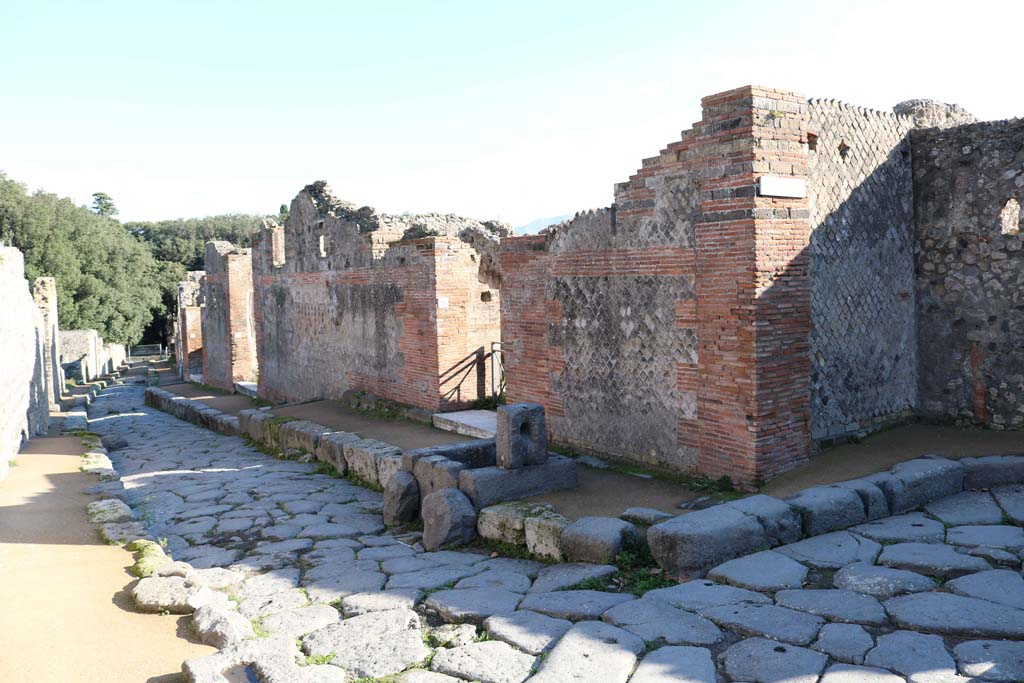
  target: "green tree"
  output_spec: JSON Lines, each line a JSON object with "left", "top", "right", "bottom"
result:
{"left": 91, "top": 191, "right": 118, "bottom": 217}
{"left": 0, "top": 173, "right": 160, "bottom": 344}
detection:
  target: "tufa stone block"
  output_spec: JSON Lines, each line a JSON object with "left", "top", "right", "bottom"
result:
{"left": 560, "top": 516, "right": 641, "bottom": 564}
{"left": 496, "top": 402, "right": 547, "bottom": 469}
{"left": 458, "top": 455, "right": 577, "bottom": 510}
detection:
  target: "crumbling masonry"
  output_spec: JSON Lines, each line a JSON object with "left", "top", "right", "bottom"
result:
{"left": 202, "top": 242, "right": 258, "bottom": 391}
{"left": 251, "top": 182, "right": 508, "bottom": 412}
{"left": 174, "top": 271, "right": 204, "bottom": 380}
{"left": 501, "top": 85, "right": 1024, "bottom": 485}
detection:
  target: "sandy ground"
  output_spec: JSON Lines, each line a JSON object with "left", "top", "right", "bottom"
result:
{"left": 0, "top": 436, "right": 213, "bottom": 683}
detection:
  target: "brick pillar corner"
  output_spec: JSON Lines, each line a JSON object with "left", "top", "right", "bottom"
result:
{"left": 694, "top": 85, "right": 812, "bottom": 485}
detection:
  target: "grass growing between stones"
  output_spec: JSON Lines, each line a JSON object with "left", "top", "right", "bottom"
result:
{"left": 469, "top": 538, "right": 554, "bottom": 563}
{"left": 344, "top": 471, "right": 383, "bottom": 492}
{"left": 303, "top": 653, "right": 334, "bottom": 665}
{"left": 186, "top": 380, "right": 232, "bottom": 395}
{"left": 313, "top": 461, "right": 343, "bottom": 478}
{"left": 566, "top": 547, "right": 675, "bottom": 596}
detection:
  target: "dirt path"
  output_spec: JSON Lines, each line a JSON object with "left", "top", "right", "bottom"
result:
{"left": 0, "top": 436, "right": 213, "bottom": 683}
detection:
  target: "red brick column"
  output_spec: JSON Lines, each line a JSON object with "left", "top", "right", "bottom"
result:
{"left": 694, "top": 86, "right": 812, "bottom": 484}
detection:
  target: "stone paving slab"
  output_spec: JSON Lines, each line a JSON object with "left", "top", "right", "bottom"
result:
{"left": 97, "top": 382, "right": 1024, "bottom": 683}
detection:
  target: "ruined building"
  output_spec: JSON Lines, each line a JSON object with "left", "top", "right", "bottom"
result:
{"left": 202, "top": 242, "right": 258, "bottom": 391}
{"left": 174, "top": 271, "right": 204, "bottom": 380}
{"left": 501, "top": 85, "right": 1024, "bottom": 485}
{"left": 252, "top": 182, "right": 507, "bottom": 411}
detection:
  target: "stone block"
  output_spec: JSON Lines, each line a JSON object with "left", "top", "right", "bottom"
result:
{"left": 560, "top": 516, "right": 641, "bottom": 564}
{"left": 833, "top": 477, "right": 890, "bottom": 521}
{"left": 477, "top": 501, "right": 552, "bottom": 545}
{"left": 316, "top": 431, "right": 360, "bottom": 474}
{"left": 495, "top": 402, "right": 547, "bottom": 469}
{"left": 408, "top": 440, "right": 497, "bottom": 469}
{"left": 421, "top": 488, "right": 477, "bottom": 551}
{"left": 724, "top": 494, "right": 803, "bottom": 546}
{"left": 458, "top": 455, "right": 577, "bottom": 510}
{"left": 886, "top": 456, "right": 964, "bottom": 511}
{"left": 619, "top": 507, "right": 673, "bottom": 526}
{"left": 278, "top": 420, "right": 334, "bottom": 454}
{"left": 377, "top": 452, "right": 404, "bottom": 488}
{"left": 525, "top": 511, "right": 569, "bottom": 561}
{"left": 383, "top": 471, "right": 420, "bottom": 526}
{"left": 242, "top": 409, "right": 272, "bottom": 442}
{"left": 961, "top": 454, "right": 1024, "bottom": 489}
{"left": 413, "top": 455, "right": 466, "bottom": 497}
{"left": 786, "top": 486, "right": 866, "bottom": 536}
{"left": 647, "top": 506, "right": 769, "bottom": 578}
{"left": 344, "top": 439, "right": 403, "bottom": 487}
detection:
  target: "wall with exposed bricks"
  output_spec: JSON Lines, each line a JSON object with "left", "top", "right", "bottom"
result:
{"left": 202, "top": 242, "right": 258, "bottom": 391}
{"left": 252, "top": 182, "right": 505, "bottom": 412}
{"left": 175, "top": 272, "right": 204, "bottom": 379}
{"left": 502, "top": 86, "right": 814, "bottom": 483}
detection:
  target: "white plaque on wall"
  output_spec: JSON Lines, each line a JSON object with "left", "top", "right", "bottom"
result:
{"left": 758, "top": 176, "right": 807, "bottom": 199}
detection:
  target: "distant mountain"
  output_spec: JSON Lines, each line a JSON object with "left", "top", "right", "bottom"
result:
{"left": 514, "top": 214, "right": 572, "bottom": 235}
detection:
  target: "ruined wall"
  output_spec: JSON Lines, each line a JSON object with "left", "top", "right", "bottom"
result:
{"left": 175, "top": 272, "right": 204, "bottom": 379}
{"left": 202, "top": 243, "right": 257, "bottom": 391}
{"left": 253, "top": 183, "right": 505, "bottom": 411}
{"left": 806, "top": 100, "right": 918, "bottom": 441}
{"left": 61, "top": 329, "right": 101, "bottom": 381}
{"left": 105, "top": 343, "right": 126, "bottom": 371}
{"left": 0, "top": 247, "right": 49, "bottom": 478}
{"left": 33, "top": 277, "right": 62, "bottom": 411}
{"left": 503, "top": 86, "right": 814, "bottom": 483}
{"left": 913, "top": 118, "right": 1024, "bottom": 429}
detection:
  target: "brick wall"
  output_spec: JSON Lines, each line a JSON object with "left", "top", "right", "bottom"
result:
{"left": 913, "top": 118, "right": 1024, "bottom": 429}
{"left": 502, "top": 86, "right": 814, "bottom": 484}
{"left": 806, "top": 100, "right": 917, "bottom": 441}
{"left": 175, "top": 272, "right": 204, "bottom": 379}
{"left": 253, "top": 183, "right": 504, "bottom": 412}
{"left": 202, "top": 242, "right": 258, "bottom": 391}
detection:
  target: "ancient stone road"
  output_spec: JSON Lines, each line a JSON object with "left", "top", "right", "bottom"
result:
{"left": 88, "top": 380, "right": 1024, "bottom": 683}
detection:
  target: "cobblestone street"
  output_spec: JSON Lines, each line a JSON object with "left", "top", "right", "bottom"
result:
{"left": 82, "top": 379, "right": 1024, "bottom": 683}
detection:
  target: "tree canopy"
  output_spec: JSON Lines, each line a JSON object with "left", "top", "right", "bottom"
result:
{"left": 91, "top": 191, "right": 118, "bottom": 217}
{"left": 0, "top": 173, "right": 165, "bottom": 344}
{"left": 126, "top": 214, "right": 266, "bottom": 270}
{"left": 0, "top": 171, "right": 279, "bottom": 345}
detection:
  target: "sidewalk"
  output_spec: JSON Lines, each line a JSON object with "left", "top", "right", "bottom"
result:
{"left": 0, "top": 435, "right": 212, "bottom": 683}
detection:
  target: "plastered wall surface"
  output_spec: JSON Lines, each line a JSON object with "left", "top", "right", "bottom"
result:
{"left": 0, "top": 247, "right": 50, "bottom": 478}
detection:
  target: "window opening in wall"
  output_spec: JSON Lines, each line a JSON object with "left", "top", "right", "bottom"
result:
{"left": 480, "top": 291, "right": 493, "bottom": 303}
{"left": 1000, "top": 198, "right": 1021, "bottom": 235}
{"left": 319, "top": 234, "right": 327, "bottom": 257}
{"left": 806, "top": 133, "right": 818, "bottom": 152}
{"left": 838, "top": 141, "right": 851, "bottom": 160}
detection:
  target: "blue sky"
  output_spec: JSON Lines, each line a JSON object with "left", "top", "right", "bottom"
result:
{"left": 1, "top": 0, "right": 1021, "bottom": 226}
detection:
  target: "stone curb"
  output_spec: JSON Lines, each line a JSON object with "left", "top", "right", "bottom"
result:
{"left": 648, "top": 454, "right": 1024, "bottom": 578}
